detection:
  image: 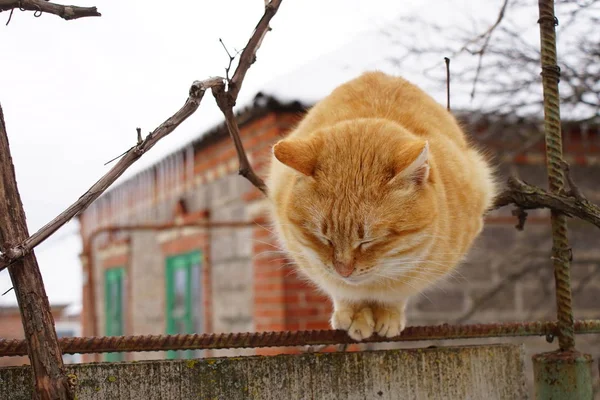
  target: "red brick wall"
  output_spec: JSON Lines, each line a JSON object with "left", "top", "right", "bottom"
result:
{"left": 0, "top": 308, "right": 29, "bottom": 367}
{"left": 0, "top": 306, "right": 74, "bottom": 367}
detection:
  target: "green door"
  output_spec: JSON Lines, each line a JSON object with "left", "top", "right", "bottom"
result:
{"left": 105, "top": 267, "right": 125, "bottom": 362}
{"left": 165, "top": 250, "right": 202, "bottom": 359}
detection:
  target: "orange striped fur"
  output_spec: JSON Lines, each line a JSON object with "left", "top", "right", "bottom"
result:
{"left": 267, "top": 71, "right": 497, "bottom": 340}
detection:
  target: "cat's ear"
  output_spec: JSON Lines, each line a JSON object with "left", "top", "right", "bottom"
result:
{"left": 393, "top": 140, "right": 430, "bottom": 185}
{"left": 273, "top": 137, "right": 322, "bottom": 176}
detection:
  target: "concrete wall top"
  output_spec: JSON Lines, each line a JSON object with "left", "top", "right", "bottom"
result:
{"left": 0, "top": 344, "right": 526, "bottom": 400}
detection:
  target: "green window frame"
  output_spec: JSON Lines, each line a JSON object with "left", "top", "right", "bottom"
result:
{"left": 104, "top": 267, "right": 125, "bottom": 362}
{"left": 165, "top": 250, "right": 202, "bottom": 359}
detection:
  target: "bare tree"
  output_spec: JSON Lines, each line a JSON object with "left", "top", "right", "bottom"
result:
{"left": 387, "top": 0, "right": 599, "bottom": 130}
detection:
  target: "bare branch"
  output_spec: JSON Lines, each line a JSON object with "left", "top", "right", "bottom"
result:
{"left": 444, "top": 57, "right": 451, "bottom": 111}
{"left": 492, "top": 176, "right": 600, "bottom": 230}
{"left": 0, "top": 0, "right": 100, "bottom": 21}
{"left": 213, "top": 86, "right": 268, "bottom": 194}
{"left": 388, "top": 0, "right": 600, "bottom": 124}
{"left": 228, "top": 0, "right": 281, "bottom": 100}
{"left": 0, "top": 77, "right": 223, "bottom": 271}
{"left": 212, "top": 0, "right": 283, "bottom": 195}
{"left": 455, "top": 0, "right": 510, "bottom": 55}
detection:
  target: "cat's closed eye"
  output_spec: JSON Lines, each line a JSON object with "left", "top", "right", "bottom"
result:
{"left": 317, "top": 235, "right": 333, "bottom": 247}
{"left": 356, "top": 237, "right": 386, "bottom": 251}
{"left": 356, "top": 239, "right": 374, "bottom": 251}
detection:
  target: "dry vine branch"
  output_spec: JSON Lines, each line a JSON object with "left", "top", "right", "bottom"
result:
{"left": 492, "top": 176, "right": 600, "bottom": 230}
{"left": 212, "top": 0, "right": 282, "bottom": 195}
{"left": 0, "top": 0, "right": 283, "bottom": 271}
{"left": 0, "top": 77, "right": 223, "bottom": 271}
{"left": 0, "top": 0, "right": 100, "bottom": 20}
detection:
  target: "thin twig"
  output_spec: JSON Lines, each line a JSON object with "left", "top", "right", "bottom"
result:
{"left": 104, "top": 146, "right": 134, "bottom": 166}
{"left": 456, "top": 0, "right": 510, "bottom": 55}
{"left": 5, "top": 7, "right": 13, "bottom": 25}
{"left": 0, "top": 0, "right": 100, "bottom": 20}
{"left": 444, "top": 57, "right": 451, "bottom": 111}
{"left": 219, "top": 38, "right": 236, "bottom": 82}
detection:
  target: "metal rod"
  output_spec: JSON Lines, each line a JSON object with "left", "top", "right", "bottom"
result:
{"left": 537, "top": 0, "right": 575, "bottom": 351}
{"left": 1, "top": 320, "right": 598, "bottom": 357}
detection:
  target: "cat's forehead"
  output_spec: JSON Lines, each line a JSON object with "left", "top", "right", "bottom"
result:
{"left": 303, "top": 196, "right": 378, "bottom": 231}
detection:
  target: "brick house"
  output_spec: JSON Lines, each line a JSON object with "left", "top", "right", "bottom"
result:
{"left": 77, "top": 84, "right": 600, "bottom": 368}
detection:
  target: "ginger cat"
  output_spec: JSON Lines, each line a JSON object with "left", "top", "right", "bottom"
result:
{"left": 267, "top": 71, "right": 496, "bottom": 340}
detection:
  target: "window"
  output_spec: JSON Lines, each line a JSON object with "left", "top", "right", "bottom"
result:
{"left": 104, "top": 267, "right": 125, "bottom": 362}
{"left": 165, "top": 250, "right": 202, "bottom": 359}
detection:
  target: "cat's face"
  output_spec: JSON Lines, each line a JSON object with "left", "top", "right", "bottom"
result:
{"left": 273, "top": 119, "right": 438, "bottom": 284}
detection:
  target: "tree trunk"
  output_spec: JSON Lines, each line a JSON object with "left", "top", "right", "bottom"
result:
{"left": 0, "top": 103, "right": 72, "bottom": 400}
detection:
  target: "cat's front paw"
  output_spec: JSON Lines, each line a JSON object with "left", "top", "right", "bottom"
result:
{"left": 331, "top": 308, "right": 353, "bottom": 331}
{"left": 347, "top": 307, "right": 375, "bottom": 341}
{"left": 331, "top": 306, "right": 375, "bottom": 340}
{"left": 373, "top": 305, "right": 406, "bottom": 338}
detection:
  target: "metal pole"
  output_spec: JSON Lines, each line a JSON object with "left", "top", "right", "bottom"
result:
{"left": 533, "top": 1, "right": 593, "bottom": 398}
{"left": 537, "top": 0, "right": 574, "bottom": 352}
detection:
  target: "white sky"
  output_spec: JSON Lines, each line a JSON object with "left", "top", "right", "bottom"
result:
{"left": 0, "top": 0, "right": 508, "bottom": 307}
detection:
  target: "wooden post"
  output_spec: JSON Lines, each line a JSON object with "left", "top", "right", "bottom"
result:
{"left": 0, "top": 104, "right": 72, "bottom": 400}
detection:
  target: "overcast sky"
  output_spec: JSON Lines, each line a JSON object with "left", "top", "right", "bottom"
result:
{"left": 0, "top": 0, "right": 506, "bottom": 306}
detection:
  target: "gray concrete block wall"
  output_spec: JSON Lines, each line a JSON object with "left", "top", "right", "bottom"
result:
{"left": 130, "top": 231, "right": 167, "bottom": 361}
{"left": 92, "top": 238, "right": 107, "bottom": 339}
{"left": 207, "top": 174, "right": 255, "bottom": 357}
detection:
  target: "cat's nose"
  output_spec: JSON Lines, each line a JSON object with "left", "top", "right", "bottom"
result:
{"left": 334, "top": 260, "right": 355, "bottom": 277}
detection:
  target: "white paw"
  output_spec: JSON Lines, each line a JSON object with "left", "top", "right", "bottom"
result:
{"left": 331, "top": 309, "right": 353, "bottom": 331}
{"left": 374, "top": 307, "right": 406, "bottom": 338}
{"left": 347, "top": 307, "right": 375, "bottom": 341}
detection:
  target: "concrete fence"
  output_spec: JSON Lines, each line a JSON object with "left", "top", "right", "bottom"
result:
{"left": 0, "top": 344, "right": 527, "bottom": 400}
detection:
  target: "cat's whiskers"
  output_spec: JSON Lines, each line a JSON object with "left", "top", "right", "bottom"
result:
{"left": 372, "top": 272, "right": 434, "bottom": 304}
{"left": 253, "top": 221, "right": 279, "bottom": 235}
{"left": 251, "top": 239, "right": 304, "bottom": 256}
{"left": 375, "top": 269, "right": 446, "bottom": 292}
{"left": 375, "top": 260, "right": 466, "bottom": 284}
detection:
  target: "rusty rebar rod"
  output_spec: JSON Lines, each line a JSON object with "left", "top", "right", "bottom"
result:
{"left": 1, "top": 320, "right": 598, "bottom": 357}
{"left": 537, "top": 0, "right": 575, "bottom": 351}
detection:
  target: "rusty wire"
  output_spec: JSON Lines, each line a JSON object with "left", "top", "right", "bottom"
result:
{"left": 1, "top": 320, "right": 599, "bottom": 357}
{"left": 537, "top": 0, "right": 575, "bottom": 351}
